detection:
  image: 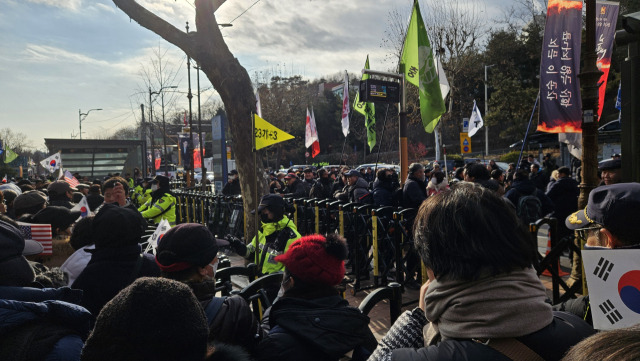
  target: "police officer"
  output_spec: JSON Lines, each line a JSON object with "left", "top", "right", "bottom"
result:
{"left": 131, "top": 177, "right": 152, "bottom": 207}
{"left": 138, "top": 175, "right": 176, "bottom": 226}
{"left": 229, "top": 194, "right": 300, "bottom": 276}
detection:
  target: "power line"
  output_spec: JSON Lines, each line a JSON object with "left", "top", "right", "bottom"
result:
{"left": 229, "top": 0, "right": 262, "bottom": 24}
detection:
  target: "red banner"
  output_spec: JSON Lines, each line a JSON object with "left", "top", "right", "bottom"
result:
{"left": 538, "top": 0, "right": 583, "bottom": 133}
{"left": 595, "top": 1, "right": 619, "bottom": 120}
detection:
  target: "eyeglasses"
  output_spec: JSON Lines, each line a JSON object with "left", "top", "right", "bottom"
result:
{"left": 576, "top": 225, "right": 602, "bottom": 240}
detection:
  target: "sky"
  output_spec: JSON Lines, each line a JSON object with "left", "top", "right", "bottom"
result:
{"left": 0, "top": 0, "right": 529, "bottom": 151}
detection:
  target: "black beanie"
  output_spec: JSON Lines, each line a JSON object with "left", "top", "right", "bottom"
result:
{"left": 156, "top": 223, "right": 228, "bottom": 272}
{"left": 92, "top": 204, "right": 145, "bottom": 248}
{"left": 81, "top": 277, "right": 208, "bottom": 361}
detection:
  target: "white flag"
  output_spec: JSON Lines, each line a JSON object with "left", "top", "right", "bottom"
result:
{"left": 71, "top": 195, "right": 91, "bottom": 220}
{"left": 341, "top": 71, "right": 350, "bottom": 137}
{"left": 582, "top": 250, "right": 640, "bottom": 330}
{"left": 467, "top": 100, "right": 483, "bottom": 137}
{"left": 40, "top": 152, "right": 61, "bottom": 173}
{"left": 436, "top": 56, "right": 450, "bottom": 101}
{"left": 145, "top": 219, "right": 171, "bottom": 254}
{"left": 305, "top": 108, "right": 318, "bottom": 148}
{"left": 255, "top": 91, "right": 262, "bottom": 118}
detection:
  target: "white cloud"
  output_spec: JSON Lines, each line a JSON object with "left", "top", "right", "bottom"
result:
{"left": 26, "top": 0, "right": 83, "bottom": 11}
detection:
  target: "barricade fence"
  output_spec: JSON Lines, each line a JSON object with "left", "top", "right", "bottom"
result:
{"left": 171, "top": 189, "right": 578, "bottom": 303}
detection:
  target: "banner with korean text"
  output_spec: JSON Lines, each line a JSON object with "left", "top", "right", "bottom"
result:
{"left": 595, "top": 1, "right": 619, "bottom": 121}
{"left": 538, "top": 0, "right": 583, "bottom": 133}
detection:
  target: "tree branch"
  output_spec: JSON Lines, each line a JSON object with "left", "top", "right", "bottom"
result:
{"left": 112, "top": 0, "right": 193, "bottom": 55}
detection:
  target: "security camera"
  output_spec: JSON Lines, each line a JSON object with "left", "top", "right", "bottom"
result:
{"left": 623, "top": 11, "right": 640, "bottom": 34}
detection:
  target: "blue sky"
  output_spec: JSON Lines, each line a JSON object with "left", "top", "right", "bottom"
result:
{"left": 0, "top": 0, "right": 525, "bottom": 150}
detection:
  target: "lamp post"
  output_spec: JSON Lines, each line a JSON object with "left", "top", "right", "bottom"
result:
{"left": 149, "top": 85, "right": 177, "bottom": 176}
{"left": 484, "top": 64, "right": 496, "bottom": 156}
{"left": 78, "top": 108, "right": 102, "bottom": 140}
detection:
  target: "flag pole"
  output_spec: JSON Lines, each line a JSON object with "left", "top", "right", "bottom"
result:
{"left": 252, "top": 112, "right": 259, "bottom": 266}
{"left": 373, "top": 104, "right": 391, "bottom": 174}
{"left": 516, "top": 92, "right": 541, "bottom": 170}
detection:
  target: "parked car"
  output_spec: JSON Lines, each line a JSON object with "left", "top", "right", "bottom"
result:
{"left": 194, "top": 171, "right": 214, "bottom": 183}
{"left": 355, "top": 163, "right": 401, "bottom": 174}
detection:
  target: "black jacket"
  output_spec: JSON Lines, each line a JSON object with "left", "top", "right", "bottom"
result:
{"left": 545, "top": 177, "right": 579, "bottom": 223}
{"left": 86, "top": 194, "right": 104, "bottom": 211}
{"left": 189, "top": 280, "right": 262, "bottom": 353}
{"left": 371, "top": 310, "right": 594, "bottom": 361}
{"left": 372, "top": 178, "right": 394, "bottom": 207}
{"left": 283, "top": 179, "right": 307, "bottom": 198}
{"left": 222, "top": 180, "right": 241, "bottom": 196}
{"left": 403, "top": 176, "right": 427, "bottom": 209}
{"left": 504, "top": 179, "right": 555, "bottom": 215}
{"left": 309, "top": 178, "right": 333, "bottom": 199}
{"left": 71, "top": 244, "right": 160, "bottom": 316}
{"left": 257, "top": 294, "right": 377, "bottom": 361}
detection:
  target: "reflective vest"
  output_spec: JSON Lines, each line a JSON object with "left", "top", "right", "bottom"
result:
{"left": 139, "top": 192, "right": 176, "bottom": 226}
{"left": 247, "top": 216, "right": 301, "bottom": 275}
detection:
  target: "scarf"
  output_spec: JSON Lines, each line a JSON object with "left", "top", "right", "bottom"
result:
{"left": 423, "top": 268, "right": 552, "bottom": 345}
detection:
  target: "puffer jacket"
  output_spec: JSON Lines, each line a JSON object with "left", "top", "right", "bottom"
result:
{"left": 257, "top": 294, "right": 377, "bottom": 361}
{"left": 348, "top": 177, "right": 370, "bottom": 204}
{"left": 0, "top": 287, "right": 92, "bottom": 361}
{"left": 369, "top": 309, "right": 594, "bottom": 361}
{"left": 188, "top": 280, "right": 262, "bottom": 353}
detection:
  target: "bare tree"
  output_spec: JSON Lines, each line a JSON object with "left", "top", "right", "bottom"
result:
{"left": 113, "top": 0, "right": 264, "bottom": 239}
{"left": 0, "top": 128, "right": 32, "bottom": 153}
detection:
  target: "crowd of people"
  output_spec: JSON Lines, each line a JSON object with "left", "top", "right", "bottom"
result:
{"left": 0, "top": 151, "right": 636, "bottom": 360}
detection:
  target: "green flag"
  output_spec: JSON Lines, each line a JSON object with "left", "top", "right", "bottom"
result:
{"left": 353, "top": 55, "right": 376, "bottom": 151}
{"left": 400, "top": 0, "right": 445, "bottom": 133}
{"left": 4, "top": 148, "right": 18, "bottom": 163}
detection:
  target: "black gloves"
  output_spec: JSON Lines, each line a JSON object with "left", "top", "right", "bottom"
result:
{"left": 227, "top": 234, "right": 247, "bottom": 256}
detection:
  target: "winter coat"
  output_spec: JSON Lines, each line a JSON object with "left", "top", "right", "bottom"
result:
{"left": 222, "top": 180, "right": 242, "bottom": 196}
{"left": 545, "top": 177, "right": 579, "bottom": 224}
{"left": 246, "top": 216, "right": 301, "bottom": 275}
{"left": 402, "top": 176, "right": 427, "bottom": 209}
{"left": 49, "top": 198, "right": 76, "bottom": 209}
{"left": 71, "top": 244, "right": 160, "bottom": 316}
{"left": 257, "top": 294, "right": 377, "bottom": 361}
{"left": 206, "top": 343, "right": 253, "bottom": 361}
{"left": 369, "top": 310, "right": 594, "bottom": 361}
{"left": 283, "top": 179, "right": 307, "bottom": 198}
{"left": 138, "top": 188, "right": 176, "bottom": 225}
{"left": 348, "top": 177, "right": 370, "bottom": 204}
{"left": 86, "top": 194, "right": 104, "bottom": 212}
{"left": 301, "top": 179, "right": 315, "bottom": 196}
{"left": 372, "top": 178, "right": 394, "bottom": 207}
{"left": 504, "top": 179, "right": 555, "bottom": 216}
{"left": 189, "top": 280, "right": 262, "bottom": 352}
{"left": 309, "top": 179, "right": 333, "bottom": 199}
{"left": 0, "top": 286, "right": 92, "bottom": 361}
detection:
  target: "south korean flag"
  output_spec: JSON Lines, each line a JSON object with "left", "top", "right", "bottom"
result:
{"left": 582, "top": 250, "right": 640, "bottom": 330}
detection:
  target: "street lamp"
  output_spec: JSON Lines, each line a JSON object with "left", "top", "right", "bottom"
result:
{"left": 78, "top": 108, "right": 102, "bottom": 140}
{"left": 484, "top": 64, "right": 496, "bottom": 156}
{"left": 149, "top": 85, "right": 178, "bottom": 176}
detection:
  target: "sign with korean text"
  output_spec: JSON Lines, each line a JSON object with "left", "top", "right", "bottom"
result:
{"left": 595, "top": 1, "right": 619, "bottom": 120}
{"left": 583, "top": 250, "right": 640, "bottom": 330}
{"left": 254, "top": 114, "right": 294, "bottom": 150}
{"left": 459, "top": 132, "right": 472, "bottom": 154}
{"left": 538, "top": 0, "right": 583, "bottom": 133}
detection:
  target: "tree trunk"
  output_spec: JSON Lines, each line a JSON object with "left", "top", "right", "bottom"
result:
{"left": 112, "top": 0, "right": 267, "bottom": 240}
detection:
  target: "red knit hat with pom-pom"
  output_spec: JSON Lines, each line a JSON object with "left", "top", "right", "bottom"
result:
{"left": 274, "top": 233, "right": 348, "bottom": 286}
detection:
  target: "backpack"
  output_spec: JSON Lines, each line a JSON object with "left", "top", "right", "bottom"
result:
{"left": 516, "top": 192, "right": 542, "bottom": 226}
{"left": 358, "top": 191, "right": 375, "bottom": 205}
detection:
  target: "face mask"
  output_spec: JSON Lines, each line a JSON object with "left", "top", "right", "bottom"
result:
{"left": 260, "top": 213, "right": 271, "bottom": 223}
{"left": 209, "top": 259, "right": 219, "bottom": 274}
{"left": 151, "top": 184, "right": 158, "bottom": 191}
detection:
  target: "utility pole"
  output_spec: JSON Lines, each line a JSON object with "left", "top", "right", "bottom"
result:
{"left": 140, "top": 104, "right": 147, "bottom": 176}
{"left": 149, "top": 87, "right": 156, "bottom": 176}
{"left": 186, "top": 21, "right": 194, "bottom": 187}
{"left": 78, "top": 108, "right": 102, "bottom": 140}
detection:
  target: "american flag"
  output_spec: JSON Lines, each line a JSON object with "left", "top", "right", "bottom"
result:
{"left": 64, "top": 170, "right": 80, "bottom": 188}
{"left": 17, "top": 222, "right": 53, "bottom": 255}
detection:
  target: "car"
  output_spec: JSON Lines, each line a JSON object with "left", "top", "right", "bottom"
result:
{"left": 355, "top": 163, "right": 401, "bottom": 174}
{"left": 463, "top": 159, "right": 509, "bottom": 171}
{"left": 194, "top": 171, "right": 214, "bottom": 183}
